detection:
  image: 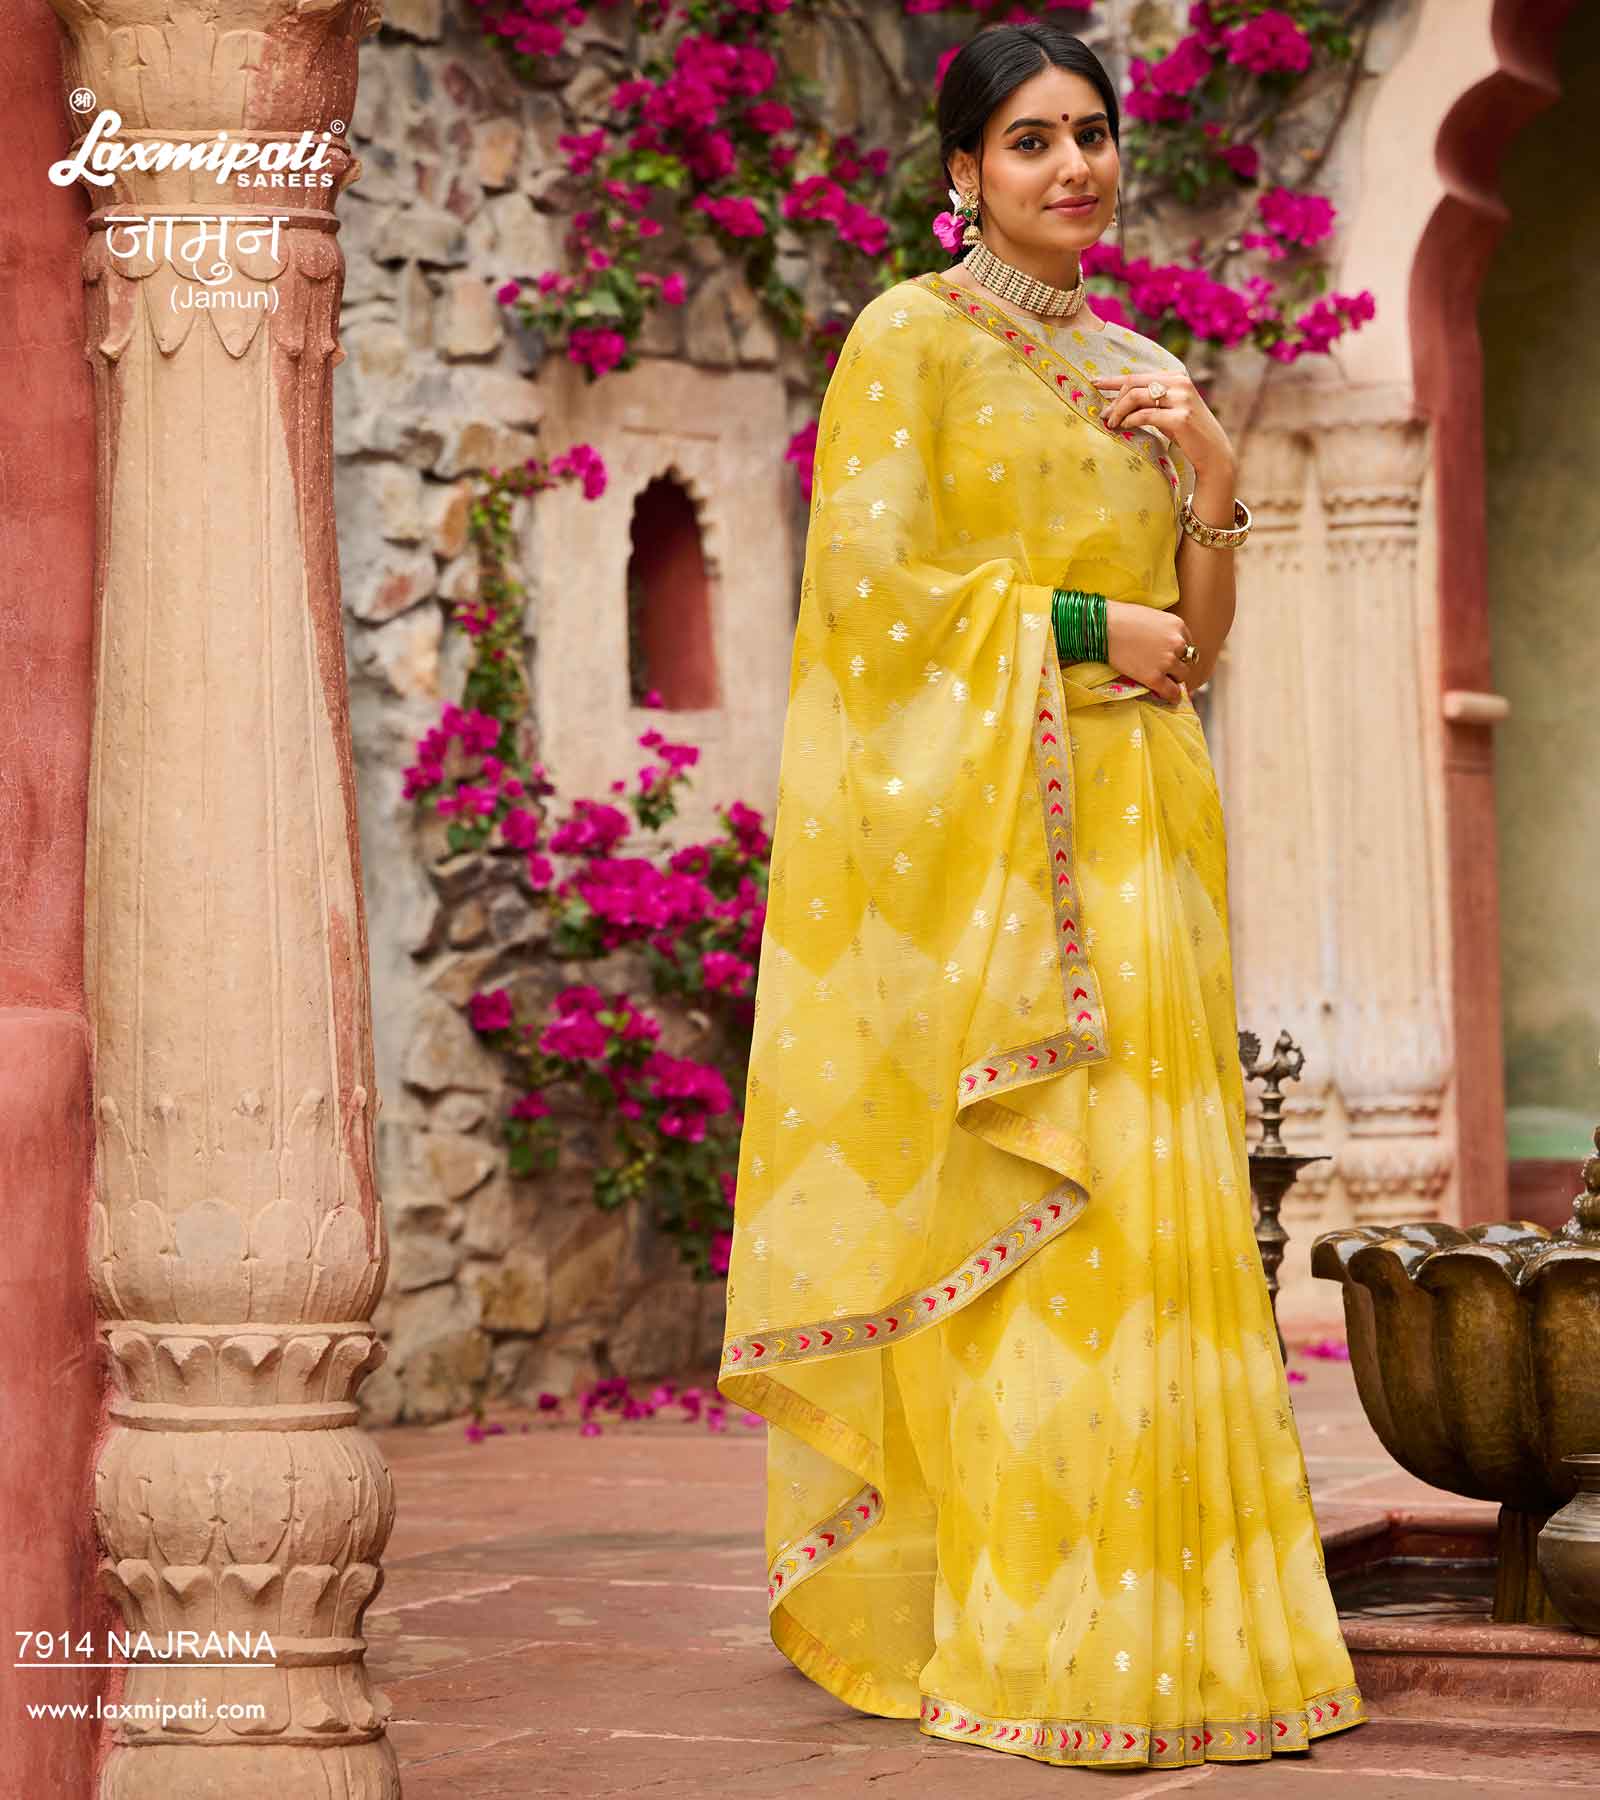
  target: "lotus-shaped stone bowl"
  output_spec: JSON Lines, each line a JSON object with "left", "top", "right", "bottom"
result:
{"left": 1312, "top": 1213, "right": 1600, "bottom": 1624}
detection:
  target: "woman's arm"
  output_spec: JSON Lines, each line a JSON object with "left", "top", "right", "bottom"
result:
{"left": 1093, "top": 366, "right": 1241, "bottom": 694}
{"left": 1172, "top": 456, "right": 1240, "bottom": 691}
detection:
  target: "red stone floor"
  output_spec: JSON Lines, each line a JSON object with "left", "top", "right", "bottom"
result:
{"left": 369, "top": 1351, "right": 1599, "bottom": 1798}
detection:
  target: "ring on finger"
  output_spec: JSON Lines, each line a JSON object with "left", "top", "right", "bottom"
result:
{"left": 1147, "top": 378, "right": 1167, "bottom": 402}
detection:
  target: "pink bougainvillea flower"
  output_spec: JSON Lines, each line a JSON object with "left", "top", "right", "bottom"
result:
{"left": 500, "top": 807, "right": 542, "bottom": 851}
{"left": 549, "top": 441, "right": 608, "bottom": 500}
{"left": 567, "top": 325, "right": 629, "bottom": 377}
{"left": 785, "top": 417, "right": 819, "bottom": 502}
{"left": 745, "top": 99, "right": 793, "bottom": 133}
{"left": 1251, "top": 185, "right": 1337, "bottom": 258}
{"left": 468, "top": 987, "right": 515, "bottom": 1033}
{"left": 932, "top": 209, "right": 965, "bottom": 254}
{"left": 701, "top": 950, "right": 754, "bottom": 993}
{"left": 539, "top": 1011, "right": 610, "bottom": 1061}
{"left": 558, "top": 128, "right": 609, "bottom": 176}
{"left": 1149, "top": 32, "right": 1215, "bottom": 98}
{"left": 1302, "top": 1336, "right": 1351, "bottom": 1361}
{"left": 693, "top": 192, "right": 767, "bottom": 239}
{"left": 1223, "top": 8, "right": 1314, "bottom": 74}
{"left": 508, "top": 1090, "right": 551, "bottom": 1121}
{"left": 549, "top": 799, "right": 630, "bottom": 856}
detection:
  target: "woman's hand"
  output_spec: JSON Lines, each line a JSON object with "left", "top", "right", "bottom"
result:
{"left": 1105, "top": 600, "right": 1194, "bottom": 704}
{"left": 1091, "top": 367, "right": 1236, "bottom": 479}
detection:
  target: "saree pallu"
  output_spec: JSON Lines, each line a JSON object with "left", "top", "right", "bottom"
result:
{"left": 716, "top": 273, "right": 1364, "bottom": 1768}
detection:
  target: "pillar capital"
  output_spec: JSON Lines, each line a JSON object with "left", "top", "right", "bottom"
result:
{"left": 48, "top": 0, "right": 382, "bottom": 135}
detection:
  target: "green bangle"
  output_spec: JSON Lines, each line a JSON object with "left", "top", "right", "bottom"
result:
{"left": 1051, "top": 586, "right": 1106, "bottom": 664}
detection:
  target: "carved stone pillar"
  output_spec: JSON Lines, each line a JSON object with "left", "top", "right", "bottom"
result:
{"left": 1214, "top": 431, "right": 1329, "bottom": 1083}
{"left": 49, "top": 3, "right": 398, "bottom": 1794}
{"left": 1212, "top": 428, "right": 1347, "bottom": 1328}
{"left": 1311, "top": 420, "right": 1453, "bottom": 1231}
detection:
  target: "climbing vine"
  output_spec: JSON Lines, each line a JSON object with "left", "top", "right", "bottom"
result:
{"left": 406, "top": 0, "right": 1381, "bottom": 1279}
{"left": 472, "top": 0, "right": 1379, "bottom": 476}
{"left": 404, "top": 446, "right": 765, "bottom": 1281}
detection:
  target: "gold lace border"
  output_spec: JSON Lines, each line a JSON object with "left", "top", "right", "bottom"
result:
{"left": 956, "top": 640, "right": 1110, "bottom": 1104}
{"left": 720, "top": 1174, "right": 1088, "bottom": 1610}
{"left": 721, "top": 1171, "right": 1087, "bottom": 1384}
{"left": 919, "top": 1682, "right": 1366, "bottom": 1766}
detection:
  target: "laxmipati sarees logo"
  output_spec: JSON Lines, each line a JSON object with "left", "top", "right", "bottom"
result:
{"left": 50, "top": 90, "right": 340, "bottom": 190}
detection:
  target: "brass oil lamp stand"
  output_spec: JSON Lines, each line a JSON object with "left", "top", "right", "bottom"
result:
{"left": 1240, "top": 1027, "right": 1328, "bottom": 1362}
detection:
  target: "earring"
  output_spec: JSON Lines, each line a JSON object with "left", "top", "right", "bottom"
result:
{"left": 954, "top": 186, "right": 981, "bottom": 246}
{"left": 1110, "top": 187, "right": 1120, "bottom": 228}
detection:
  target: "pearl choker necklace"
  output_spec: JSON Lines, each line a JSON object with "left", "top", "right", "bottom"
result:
{"left": 963, "top": 238, "right": 1086, "bottom": 319}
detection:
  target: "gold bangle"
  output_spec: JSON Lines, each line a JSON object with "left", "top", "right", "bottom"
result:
{"left": 1180, "top": 493, "right": 1251, "bottom": 549}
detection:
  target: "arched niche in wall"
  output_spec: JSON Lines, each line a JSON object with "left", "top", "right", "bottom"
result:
{"left": 626, "top": 471, "right": 720, "bottom": 711}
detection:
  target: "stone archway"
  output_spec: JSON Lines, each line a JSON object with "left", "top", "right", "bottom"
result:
{"left": 1214, "top": 0, "right": 1585, "bottom": 1332}
{"left": 1393, "top": 0, "right": 1584, "bottom": 1220}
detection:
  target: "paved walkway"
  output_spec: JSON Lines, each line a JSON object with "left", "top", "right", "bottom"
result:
{"left": 369, "top": 1349, "right": 1598, "bottom": 1797}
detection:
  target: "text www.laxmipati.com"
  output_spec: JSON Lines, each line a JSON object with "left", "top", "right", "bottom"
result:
{"left": 27, "top": 1698, "right": 268, "bottom": 1725}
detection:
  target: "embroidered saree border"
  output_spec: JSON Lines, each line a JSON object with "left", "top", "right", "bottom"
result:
{"left": 725, "top": 640, "right": 1111, "bottom": 1611}
{"left": 739, "top": 1175, "right": 1087, "bottom": 1610}
{"left": 914, "top": 272, "right": 1184, "bottom": 511}
{"left": 919, "top": 1682, "right": 1367, "bottom": 1767}
{"left": 956, "top": 640, "right": 1110, "bottom": 1104}
{"left": 721, "top": 1170, "right": 1087, "bottom": 1388}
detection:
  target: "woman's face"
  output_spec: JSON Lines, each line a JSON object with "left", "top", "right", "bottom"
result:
{"left": 947, "top": 63, "right": 1119, "bottom": 277}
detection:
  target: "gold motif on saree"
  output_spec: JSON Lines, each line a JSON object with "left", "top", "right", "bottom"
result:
{"left": 915, "top": 272, "right": 1184, "bottom": 514}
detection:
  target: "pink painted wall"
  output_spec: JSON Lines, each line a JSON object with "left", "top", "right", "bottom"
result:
{"left": 0, "top": 4, "right": 107, "bottom": 1792}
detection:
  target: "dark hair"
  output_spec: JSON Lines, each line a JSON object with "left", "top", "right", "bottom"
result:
{"left": 936, "top": 23, "right": 1120, "bottom": 255}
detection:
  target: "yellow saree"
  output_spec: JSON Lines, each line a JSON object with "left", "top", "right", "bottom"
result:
{"left": 716, "top": 271, "right": 1364, "bottom": 1768}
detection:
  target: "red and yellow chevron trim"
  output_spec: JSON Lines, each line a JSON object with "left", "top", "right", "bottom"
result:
{"left": 721, "top": 1176, "right": 1087, "bottom": 1388}
{"left": 917, "top": 273, "right": 1184, "bottom": 507}
{"left": 764, "top": 1480, "right": 882, "bottom": 1611}
{"left": 919, "top": 1682, "right": 1365, "bottom": 1766}
{"left": 956, "top": 642, "right": 1110, "bottom": 1104}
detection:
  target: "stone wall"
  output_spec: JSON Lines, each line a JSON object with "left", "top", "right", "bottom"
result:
{"left": 336, "top": 0, "right": 1482, "bottom": 1414}
{"left": 335, "top": 0, "right": 826, "bottom": 1423}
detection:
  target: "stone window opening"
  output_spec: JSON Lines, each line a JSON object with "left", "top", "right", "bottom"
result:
{"left": 625, "top": 472, "right": 720, "bottom": 710}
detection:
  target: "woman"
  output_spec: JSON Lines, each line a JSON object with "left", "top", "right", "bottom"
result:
{"left": 715, "top": 19, "right": 1364, "bottom": 1771}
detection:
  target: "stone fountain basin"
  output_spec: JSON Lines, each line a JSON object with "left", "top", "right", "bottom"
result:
{"left": 1311, "top": 1220, "right": 1599, "bottom": 1515}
